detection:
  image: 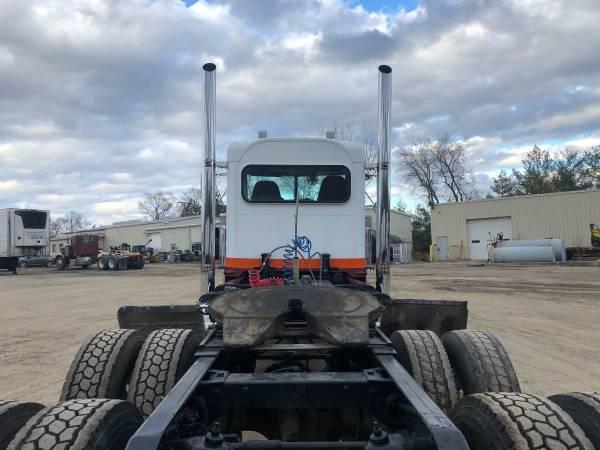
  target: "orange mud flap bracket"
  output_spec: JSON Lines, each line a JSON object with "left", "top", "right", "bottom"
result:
{"left": 117, "top": 305, "right": 206, "bottom": 333}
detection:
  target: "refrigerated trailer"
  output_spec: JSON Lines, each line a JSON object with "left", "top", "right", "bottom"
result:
{"left": 0, "top": 208, "right": 50, "bottom": 274}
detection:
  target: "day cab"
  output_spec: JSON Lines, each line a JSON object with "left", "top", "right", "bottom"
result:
{"left": 223, "top": 137, "right": 368, "bottom": 285}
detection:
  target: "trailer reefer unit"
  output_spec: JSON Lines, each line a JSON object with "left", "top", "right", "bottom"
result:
{"left": 0, "top": 208, "right": 49, "bottom": 274}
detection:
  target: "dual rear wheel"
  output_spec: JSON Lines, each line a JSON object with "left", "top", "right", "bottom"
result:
{"left": 390, "top": 329, "right": 520, "bottom": 414}
{"left": 97, "top": 256, "right": 120, "bottom": 271}
{"left": 4, "top": 328, "right": 202, "bottom": 450}
{"left": 391, "top": 328, "right": 598, "bottom": 449}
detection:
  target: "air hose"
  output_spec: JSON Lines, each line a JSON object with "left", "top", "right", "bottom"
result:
{"left": 282, "top": 235, "right": 321, "bottom": 282}
{"left": 248, "top": 237, "right": 320, "bottom": 288}
{"left": 248, "top": 269, "right": 284, "bottom": 288}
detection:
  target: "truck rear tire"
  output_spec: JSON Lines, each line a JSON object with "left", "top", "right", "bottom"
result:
{"left": 390, "top": 330, "right": 458, "bottom": 413}
{"left": 56, "top": 257, "right": 66, "bottom": 271}
{"left": 108, "top": 256, "right": 118, "bottom": 271}
{"left": 7, "top": 399, "right": 142, "bottom": 450}
{"left": 0, "top": 400, "right": 45, "bottom": 449}
{"left": 97, "top": 256, "right": 108, "bottom": 271}
{"left": 128, "top": 328, "right": 203, "bottom": 417}
{"left": 452, "top": 392, "right": 593, "bottom": 450}
{"left": 442, "top": 330, "right": 520, "bottom": 395}
{"left": 549, "top": 392, "right": 600, "bottom": 446}
{"left": 61, "top": 329, "right": 146, "bottom": 401}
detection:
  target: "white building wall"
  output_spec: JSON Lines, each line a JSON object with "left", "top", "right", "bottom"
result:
{"left": 156, "top": 226, "right": 197, "bottom": 251}
{"left": 365, "top": 207, "right": 413, "bottom": 242}
{"left": 431, "top": 190, "right": 600, "bottom": 260}
{"left": 104, "top": 223, "right": 149, "bottom": 249}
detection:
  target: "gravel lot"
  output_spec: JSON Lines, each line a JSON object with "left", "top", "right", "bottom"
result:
{"left": 0, "top": 262, "right": 599, "bottom": 406}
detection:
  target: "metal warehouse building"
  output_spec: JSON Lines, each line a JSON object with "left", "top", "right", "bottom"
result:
{"left": 365, "top": 206, "right": 413, "bottom": 243}
{"left": 430, "top": 189, "right": 600, "bottom": 261}
{"left": 51, "top": 216, "right": 204, "bottom": 256}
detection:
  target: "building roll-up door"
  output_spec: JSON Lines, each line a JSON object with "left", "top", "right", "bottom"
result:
{"left": 148, "top": 232, "right": 162, "bottom": 252}
{"left": 467, "top": 217, "right": 513, "bottom": 260}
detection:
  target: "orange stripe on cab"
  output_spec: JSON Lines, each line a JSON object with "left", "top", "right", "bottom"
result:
{"left": 225, "top": 257, "right": 366, "bottom": 270}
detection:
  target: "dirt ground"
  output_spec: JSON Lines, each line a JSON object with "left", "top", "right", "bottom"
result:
{"left": 0, "top": 262, "right": 599, "bottom": 406}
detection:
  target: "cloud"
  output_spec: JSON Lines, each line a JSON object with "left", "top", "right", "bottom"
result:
{"left": 1, "top": 0, "right": 600, "bottom": 221}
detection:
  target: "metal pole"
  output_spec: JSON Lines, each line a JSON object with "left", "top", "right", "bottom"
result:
{"left": 376, "top": 65, "right": 392, "bottom": 294}
{"left": 200, "top": 62, "right": 216, "bottom": 293}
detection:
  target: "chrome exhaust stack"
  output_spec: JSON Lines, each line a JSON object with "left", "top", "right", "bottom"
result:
{"left": 376, "top": 65, "right": 392, "bottom": 294}
{"left": 200, "top": 62, "right": 216, "bottom": 293}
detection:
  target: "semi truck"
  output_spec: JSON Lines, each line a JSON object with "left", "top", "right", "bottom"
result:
{"left": 54, "top": 234, "right": 100, "bottom": 270}
{"left": 1, "top": 65, "right": 599, "bottom": 450}
{"left": 0, "top": 208, "right": 49, "bottom": 274}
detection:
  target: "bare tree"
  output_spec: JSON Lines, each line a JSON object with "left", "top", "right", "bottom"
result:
{"left": 326, "top": 122, "right": 378, "bottom": 164}
{"left": 322, "top": 122, "right": 378, "bottom": 205}
{"left": 398, "top": 134, "right": 476, "bottom": 204}
{"left": 50, "top": 211, "right": 91, "bottom": 237}
{"left": 139, "top": 191, "right": 175, "bottom": 221}
{"left": 179, "top": 187, "right": 202, "bottom": 217}
{"left": 215, "top": 174, "right": 227, "bottom": 216}
{"left": 398, "top": 138, "right": 440, "bottom": 205}
{"left": 434, "top": 134, "right": 474, "bottom": 202}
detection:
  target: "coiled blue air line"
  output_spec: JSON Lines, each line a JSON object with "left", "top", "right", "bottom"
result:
{"left": 282, "top": 235, "right": 321, "bottom": 282}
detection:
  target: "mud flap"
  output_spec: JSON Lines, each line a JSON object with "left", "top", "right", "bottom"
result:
{"left": 0, "top": 257, "right": 18, "bottom": 274}
{"left": 117, "top": 305, "right": 206, "bottom": 332}
{"left": 379, "top": 299, "right": 468, "bottom": 337}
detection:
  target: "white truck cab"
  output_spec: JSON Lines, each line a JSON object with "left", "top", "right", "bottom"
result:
{"left": 224, "top": 137, "right": 367, "bottom": 283}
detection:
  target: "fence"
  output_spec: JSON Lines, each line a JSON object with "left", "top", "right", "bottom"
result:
{"left": 391, "top": 243, "right": 412, "bottom": 264}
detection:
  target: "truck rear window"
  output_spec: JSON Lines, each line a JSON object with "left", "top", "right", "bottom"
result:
{"left": 242, "top": 165, "right": 351, "bottom": 203}
{"left": 15, "top": 211, "right": 47, "bottom": 229}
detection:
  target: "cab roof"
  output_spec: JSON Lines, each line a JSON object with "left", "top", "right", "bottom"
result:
{"left": 227, "top": 137, "right": 365, "bottom": 163}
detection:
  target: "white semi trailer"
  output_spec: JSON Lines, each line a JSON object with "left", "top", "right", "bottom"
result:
{"left": 0, "top": 208, "right": 50, "bottom": 274}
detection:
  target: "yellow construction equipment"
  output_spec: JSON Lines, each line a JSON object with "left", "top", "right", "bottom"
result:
{"left": 591, "top": 223, "right": 600, "bottom": 247}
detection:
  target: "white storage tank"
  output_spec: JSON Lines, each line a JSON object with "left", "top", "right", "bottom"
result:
{"left": 495, "top": 239, "right": 566, "bottom": 262}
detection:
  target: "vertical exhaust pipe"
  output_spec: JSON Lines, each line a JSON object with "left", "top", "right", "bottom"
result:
{"left": 376, "top": 65, "right": 392, "bottom": 294}
{"left": 200, "top": 62, "right": 216, "bottom": 293}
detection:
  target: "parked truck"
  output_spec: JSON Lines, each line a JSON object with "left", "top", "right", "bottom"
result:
{"left": 1, "top": 66, "right": 599, "bottom": 450}
{"left": 55, "top": 234, "right": 100, "bottom": 270}
{"left": 0, "top": 208, "right": 49, "bottom": 274}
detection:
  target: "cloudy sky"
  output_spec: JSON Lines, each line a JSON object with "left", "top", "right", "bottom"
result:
{"left": 1, "top": 0, "right": 599, "bottom": 224}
